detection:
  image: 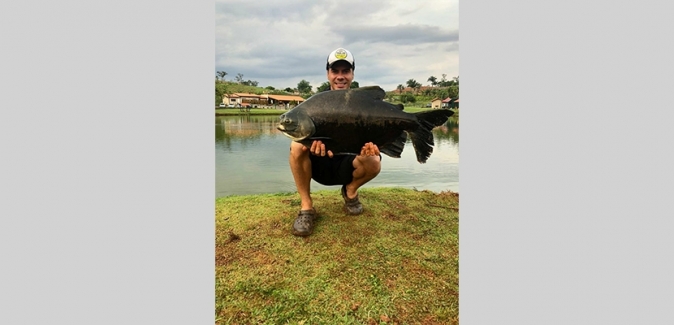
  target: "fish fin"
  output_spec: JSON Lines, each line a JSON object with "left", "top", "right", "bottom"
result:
{"left": 352, "top": 86, "right": 386, "bottom": 100}
{"left": 409, "top": 109, "right": 455, "bottom": 163}
{"left": 379, "top": 132, "right": 407, "bottom": 158}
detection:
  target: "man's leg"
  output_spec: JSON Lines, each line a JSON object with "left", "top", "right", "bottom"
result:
{"left": 289, "top": 141, "right": 318, "bottom": 236}
{"left": 344, "top": 142, "right": 381, "bottom": 200}
{"left": 289, "top": 141, "right": 314, "bottom": 210}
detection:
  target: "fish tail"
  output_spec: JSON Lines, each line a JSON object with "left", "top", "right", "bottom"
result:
{"left": 409, "top": 109, "right": 455, "bottom": 163}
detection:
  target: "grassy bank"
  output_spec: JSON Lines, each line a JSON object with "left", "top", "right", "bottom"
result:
{"left": 215, "top": 107, "right": 457, "bottom": 116}
{"left": 215, "top": 108, "right": 285, "bottom": 116}
{"left": 215, "top": 187, "right": 459, "bottom": 324}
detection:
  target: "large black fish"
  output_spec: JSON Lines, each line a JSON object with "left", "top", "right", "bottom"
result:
{"left": 277, "top": 86, "right": 454, "bottom": 163}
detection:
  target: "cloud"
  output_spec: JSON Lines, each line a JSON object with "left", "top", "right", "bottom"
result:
{"left": 337, "top": 24, "right": 458, "bottom": 45}
{"left": 215, "top": 0, "right": 459, "bottom": 91}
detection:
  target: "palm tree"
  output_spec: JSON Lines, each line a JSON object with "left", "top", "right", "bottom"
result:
{"left": 216, "top": 71, "right": 227, "bottom": 81}
{"left": 428, "top": 76, "right": 438, "bottom": 87}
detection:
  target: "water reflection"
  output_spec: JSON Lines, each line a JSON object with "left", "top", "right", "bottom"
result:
{"left": 215, "top": 115, "right": 282, "bottom": 151}
{"left": 215, "top": 114, "right": 459, "bottom": 197}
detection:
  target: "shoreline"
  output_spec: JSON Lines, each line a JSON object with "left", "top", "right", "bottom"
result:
{"left": 215, "top": 109, "right": 285, "bottom": 116}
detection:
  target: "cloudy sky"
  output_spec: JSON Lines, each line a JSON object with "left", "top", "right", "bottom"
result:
{"left": 215, "top": 0, "right": 459, "bottom": 92}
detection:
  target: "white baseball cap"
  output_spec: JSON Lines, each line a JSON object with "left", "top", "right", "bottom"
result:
{"left": 326, "top": 48, "right": 355, "bottom": 70}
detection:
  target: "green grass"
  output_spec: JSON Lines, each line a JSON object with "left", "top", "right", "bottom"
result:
{"left": 215, "top": 187, "right": 459, "bottom": 324}
{"left": 402, "top": 106, "right": 433, "bottom": 113}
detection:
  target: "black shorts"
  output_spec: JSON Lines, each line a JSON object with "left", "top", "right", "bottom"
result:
{"left": 310, "top": 154, "right": 356, "bottom": 186}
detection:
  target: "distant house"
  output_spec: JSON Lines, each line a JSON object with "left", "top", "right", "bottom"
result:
{"left": 267, "top": 94, "right": 305, "bottom": 108}
{"left": 222, "top": 93, "right": 265, "bottom": 106}
{"left": 431, "top": 98, "right": 442, "bottom": 109}
{"left": 442, "top": 97, "right": 459, "bottom": 109}
{"left": 221, "top": 93, "right": 305, "bottom": 108}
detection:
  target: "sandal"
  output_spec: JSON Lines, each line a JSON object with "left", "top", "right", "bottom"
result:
{"left": 341, "top": 185, "right": 363, "bottom": 215}
{"left": 292, "top": 208, "right": 317, "bottom": 236}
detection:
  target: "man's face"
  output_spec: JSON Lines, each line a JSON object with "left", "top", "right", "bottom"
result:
{"left": 327, "top": 61, "right": 354, "bottom": 90}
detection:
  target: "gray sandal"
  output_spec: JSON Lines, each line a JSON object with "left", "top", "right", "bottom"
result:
{"left": 341, "top": 185, "right": 363, "bottom": 215}
{"left": 292, "top": 208, "right": 317, "bottom": 236}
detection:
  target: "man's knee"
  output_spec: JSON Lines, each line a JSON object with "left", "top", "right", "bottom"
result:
{"left": 289, "top": 142, "right": 308, "bottom": 159}
{"left": 366, "top": 159, "right": 381, "bottom": 176}
{"left": 356, "top": 156, "right": 381, "bottom": 176}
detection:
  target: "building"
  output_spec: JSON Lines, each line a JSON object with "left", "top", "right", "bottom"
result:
{"left": 222, "top": 93, "right": 305, "bottom": 108}
{"left": 267, "top": 94, "right": 305, "bottom": 108}
{"left": 442, "top": 97, "right": 459, "bottom": 109}
{"left": 222, "top": 93, "right": 264, "bottom": 106}
{"left": 431, "top": 98, "right": 443, "bottom": 109}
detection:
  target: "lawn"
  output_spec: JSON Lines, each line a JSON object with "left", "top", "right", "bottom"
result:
{"left": 215, "top": 187, "right": 459, "bottom": 324}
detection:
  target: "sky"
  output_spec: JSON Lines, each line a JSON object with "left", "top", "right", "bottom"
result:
{"left": 215, "top": 0, "right": 459, "bottom": 92}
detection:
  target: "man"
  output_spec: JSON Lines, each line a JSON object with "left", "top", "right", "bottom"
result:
{"left": 289, "top": 48, "right": 382, "bottom": 237}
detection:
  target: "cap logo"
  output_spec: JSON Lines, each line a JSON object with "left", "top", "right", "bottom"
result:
{"left": 334, "top": 49, "right": 348, "bottom": 60}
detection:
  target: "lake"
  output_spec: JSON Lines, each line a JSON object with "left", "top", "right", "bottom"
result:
{"left": 215, "top": 114, "right": 459, "bottom": 197}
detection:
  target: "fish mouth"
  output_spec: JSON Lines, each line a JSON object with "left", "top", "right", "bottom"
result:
{"left": 277, "top": 124, "right": 293, "bottom": 132}
{"left": 277, "top": 124, "right": 309, "bottom": 141}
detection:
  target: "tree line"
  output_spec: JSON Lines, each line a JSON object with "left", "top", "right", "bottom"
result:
{"left": 395, "top": 74, "right": 459, "bottom": 104}
{"left": 216, "top": 70, "right": 459, "bottom": 105}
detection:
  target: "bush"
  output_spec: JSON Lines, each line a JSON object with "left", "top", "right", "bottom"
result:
{"left": 400, "top": 93, "right": 416, "bottom": 103}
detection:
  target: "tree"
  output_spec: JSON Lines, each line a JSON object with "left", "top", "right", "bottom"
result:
{"left": 215, "top": 82, "right": 229, "bottom": 106}
{"left": 396, "top": 84, "right": 405, "bottom": 93}
{"left": 350, "top": 80, "right": 360, "bottom": 89}
{"left": 265, "top": 86, "right": 276, "bottom": 91}
{"left": 317, "top": 81, "right": 330, "bottom": 92}
{"left": 216, "top": 71, "right": 227, "bottom": 81}
{"left": 448, "top": 85, "right": 459, "bottom": 99}
{"left": 414, "top": 83, "right": 422, "bottom": 94}
{"left": 284, "top": 87, "right": 293, "bottom": 93}
{"left": 436, "top": 74, "right": 447, "bottom": 87}
{"left": 427, "top": 76, "right": 437, "bottom": 87}
{"left": 437, "top": 88, "right": 449, "bottom": 100}
{"left": 235, "top": 73, "right": 244, "bottom": 83}
{"left": 241, "top": 80, "right": 259, "bottom": 87}
{"left": 297, "top": 79, "right": 312, "bottom": 95}
{"left": 406, "top": 79, "right": 421, "bottom": 93}
{"left": 400, "top": 93, "right": 416, "bottom": 103}
{"left": 406, "top": 79, "right": 417, "bottom": 88}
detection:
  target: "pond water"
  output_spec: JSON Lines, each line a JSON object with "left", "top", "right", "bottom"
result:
{"left": 215, "top": 114, "right": 459, "bottom": 197}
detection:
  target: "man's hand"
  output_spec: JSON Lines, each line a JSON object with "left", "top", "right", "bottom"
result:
{"left": 360, "top": 142, "right": 380, "bottom": 157}
{"left": 301, "top": 140, "right": 334, "bottom": 158}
